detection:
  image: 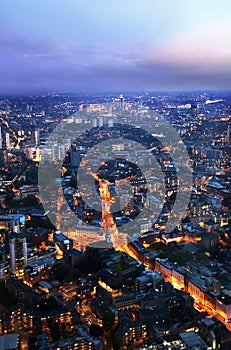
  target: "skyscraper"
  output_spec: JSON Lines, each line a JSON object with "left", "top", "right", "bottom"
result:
{"left": 98, "top": 117, "right": 104, "bottom": 127}
{"left": 34, "top": 128, "right": 40, "bottom": 147}
{"left": 191, "top": 102, "right": 197, "bottom": 117}
{"left": 5, "top": 132, "right": 10, "bottom": 149}
{"left": 9, "top": 215, "right": 27, "bottom": 276}
{"left": 71, "top": 146, "right": 82, "bottom": 168}
{"left": 93, "top": 118, "right": 98, "bottom": 128}
{"left": 227, "top": 125, "right": 230, "bottom": 143}
{"left": 9, "top": 234, "right": 27, "bottom": 276}
{"left": 0, "top": 126, "right": 2, "bottom": 150}
{"left": 108, "top": 119, "right": 114, "bottom": 128}
{"left": 119, "top": 94, "right": 124, "bottom": 111}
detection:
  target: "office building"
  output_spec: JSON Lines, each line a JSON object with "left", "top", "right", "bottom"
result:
{"left": 9, "top": 233, "right": 27, "bottom": 276}
{"left": 5, "top": 132, "right": 10, "bottom": 149}
{"left": 71, "top": 146, "right": 82, "bottom": 168}
{"left": 119, "top": 94, "right": 124, "bottom": 111}
{"left": 34, "top": 128, "right": 40, "bottom": 147}
{"left": 0, "top": 126, "right": 2, "bottom": 150}
{"left": 54, "top": 231, "right": 73, "bottom": 258}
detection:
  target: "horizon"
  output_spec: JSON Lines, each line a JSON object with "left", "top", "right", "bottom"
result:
{"left": 1, "top": 89, "right": 231, "bottom": 99}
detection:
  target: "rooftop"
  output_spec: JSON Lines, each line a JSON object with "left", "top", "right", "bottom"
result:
{"left": 0, "top": 334, "right": 19, "bottom": 350}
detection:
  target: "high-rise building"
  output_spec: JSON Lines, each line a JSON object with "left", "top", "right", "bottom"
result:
{"left": 119, "top": 94, "right": 124, "bottom": 111}
{"left": 9, "top": 233, "right": 27, "bottom": 276}
{"left": 8, "top": 215, "right": 27, "bottom": 276}
{"left": 26, "top": 104, "right": 33, "bottom": 112}
{"left": 71, "top": 146, "right": 82, "bottom": 168}
{"left": 34, "top": 128, "right": 40, "bottom": 147}
{"left": 98, "top": 117, "right": 104, "bottom": 127}
{"left": 227, "top": 125, "right": 230, "bottom": 143}
{"left": 93, "top": 118, "right": 98, "bottom": 128}
{"left": 108, "top": 119, "right": 114, "bottom": 128}
{"left": 5, "top": 132, "right": 10, "bottom": 149}
{"left": 191, "top": 102, "right": 197, "bottom": 117}
{"left": 52, "top": 145, "right": 66, "bottom": 162}
{"left": 0, "top": 126, "right": 2, "bottom": 150}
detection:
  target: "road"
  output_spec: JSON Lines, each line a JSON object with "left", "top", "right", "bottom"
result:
{"left": 78, "top": 298, "right": 102, "bottom": 327}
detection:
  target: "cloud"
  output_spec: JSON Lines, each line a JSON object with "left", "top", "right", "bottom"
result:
{"left": 146, "top": 20, "right": 231, "bottom": 67}
{"left": 0, "top": 19, "right": 231, "bottom": 94}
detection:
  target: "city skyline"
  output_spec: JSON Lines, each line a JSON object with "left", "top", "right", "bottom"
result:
{"left": 0, "top": 91, "right": 231, "bottom": 348}
{"left": 1, "top": 2, "right": 231, "bottom": 348}
{"left": 1, "top": 0, "right": 231, "bottom": 94}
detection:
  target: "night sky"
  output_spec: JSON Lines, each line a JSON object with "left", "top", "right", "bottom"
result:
{"left": 1, "top": 0, "right": 231, "bottom": 94}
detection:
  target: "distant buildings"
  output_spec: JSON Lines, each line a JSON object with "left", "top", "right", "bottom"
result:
{"left": 0, "top": 93, "right": 231, "bottom": 348}
{"left": 119, "top": 94, "right": 124, "bottom": 111}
